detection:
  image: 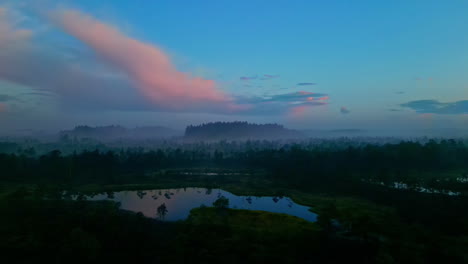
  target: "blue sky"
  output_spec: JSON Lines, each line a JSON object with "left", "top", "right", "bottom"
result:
{"left": 0, "top": 0, "right": 467, "bottom": 133}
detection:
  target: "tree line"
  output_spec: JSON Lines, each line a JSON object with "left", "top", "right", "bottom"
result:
{"left": 1, "top": 139, "right": 467, "bottom": 192}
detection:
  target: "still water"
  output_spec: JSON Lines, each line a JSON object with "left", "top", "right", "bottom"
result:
{"left": 85, "top": 188, "right": 317, "bottom": 222}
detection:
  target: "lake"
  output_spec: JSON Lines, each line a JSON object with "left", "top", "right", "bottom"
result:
{"left": 84, "top": 188, "right": 317, "bottom": 222}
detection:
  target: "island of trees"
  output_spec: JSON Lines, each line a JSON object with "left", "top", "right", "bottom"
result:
{"left": 185, "top": 121, "right": 302, "bottom": 140}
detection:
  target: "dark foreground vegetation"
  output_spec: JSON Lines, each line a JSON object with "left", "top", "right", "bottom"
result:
{"left": 0, "top": 138, "right": 467, "bottom": 263}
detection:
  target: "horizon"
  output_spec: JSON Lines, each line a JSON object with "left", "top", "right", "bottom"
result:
{"left": 2, "top": 121, "right": 468, "bottom": 139}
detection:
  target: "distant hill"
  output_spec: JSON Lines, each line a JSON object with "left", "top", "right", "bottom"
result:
{"left": 60, "top": 125, "right": 181, "bottom": 141}
{"left": 184, "top": 121, "right": 302, "bottom": 140}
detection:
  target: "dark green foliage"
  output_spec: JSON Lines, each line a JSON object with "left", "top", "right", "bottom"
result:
{"left": 0, "top": 139, "right": 467, "bottom": 263}
{"left": 213, "top": 196, "right": 229, "bottom": 209}
{"left": 185, "top": 121, "right": 300, "bottom": 139}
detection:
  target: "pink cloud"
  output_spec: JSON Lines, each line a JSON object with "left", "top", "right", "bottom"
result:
{"left": 0, "top": 103, "right": 7, "bottom": 113}
{"left": 0, "top": 7, "right": 32, "bottom": 48}
{"left": 52, "top": 10, "right": 232, "bottom": 110}
{"left": 318, "top": 96, "right": 329, "bottom": 101}
{"left": 340, "top": 106, "right": 350, "bottom": 114}
{"left": 289, "top": 105, "right": 309, "bottom": 118}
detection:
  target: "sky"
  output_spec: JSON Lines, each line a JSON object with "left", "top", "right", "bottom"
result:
{"left": 0, "top": 0, "right": 467, "bottom": 134}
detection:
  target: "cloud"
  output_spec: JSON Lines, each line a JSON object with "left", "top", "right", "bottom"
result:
{"left": 0, "top": 94, "right": 17, "bottom": 102}
{"left": 0, "top": 7, "right": 326, "bottom": 120}
{"left": 388, "top": 108, "right": 401, "bottom": 112}
{"left": 340, "top": 106, "right": 350, "bottom": 114}
{"left": 0, "top": 7, "right": 153, "bottom": 112}
{"left": 297, "top": 82, "right": 317, "bottom": 86}
{"left": 400, "top": 99, "right": 468, "bottom": 115}
{"left": 289, "top": 105, "right": 309, "bottom": 118}
{"left": 52, "top": 10, "right": 233, "bottom": 111}
{"left": 260, "top": 74, "right": 279, "bottom": 80}
{"left": 240, "top": 75, "right": 257, "bottom": 81}
{"left": 20, "top": 91, "right": 55, "bottom": 97}
{"left": 0, "top": 7, "right": 32, "bottom": 46}
{"left": 0, "top": 102, "right": 7, "bottom": 113}
{"left": 395, "top": 91, "right": 405, "bottom": 95}
{"left": 234, "top": 91, "right": 328, "bottom": 115}
{"left": 241, "top": 91, "right": 328, "bottom": 104}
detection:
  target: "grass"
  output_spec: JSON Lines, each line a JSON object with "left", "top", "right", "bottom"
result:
{"left": 0, "top": 172, "right": 407, "bottom": 242}
{"left": 188, "top": 207, "right": 319, "bottom": 233}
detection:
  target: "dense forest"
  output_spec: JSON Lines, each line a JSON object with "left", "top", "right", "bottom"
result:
{"left": 1, "top": 138, "right": 467, "bottom": 263}
{"left": 185, "top": 121, "right": 302, "bottom": 140}
{"left": 1, "top": 139, "right": 467, "bottom": 191}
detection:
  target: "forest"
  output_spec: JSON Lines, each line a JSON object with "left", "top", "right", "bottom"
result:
{"left": 0, "top": 138, "right": 467, "bottom": 263}
{"left": 185, "top": 121, "right": 301, "bottom": 140}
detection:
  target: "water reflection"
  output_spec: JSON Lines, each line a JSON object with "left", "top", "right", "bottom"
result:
{"left": 85, "top": 188, "right": 317, "bottom": 222}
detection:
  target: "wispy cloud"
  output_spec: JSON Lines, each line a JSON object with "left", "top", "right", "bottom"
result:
{"left": 289, "top": 105, "right": 309, "bottom": 118}
{"left": 20, "top": 91, "right": 55, "bottom": 97}
{"left": 0, "top": 94, "right": 17, "bottom": 102}
{"left": 297, "top": 82, "right": 317, "bottom": 86}
{"left": 0, "top": 102, "right": 7, "bottom": 112}
{"left": 260, "top": 74, "right": 279, "bottom": 80}
{"left": 340, "top": 106, "right": 350, "bottom": 114}
{"left": 242, "top": 91, "right": 328, "bottom": 104}
{"left": 52, "top": 10, "right": 233, "bottom": 111}
{"left": 0, "top": 7, "right": 32, "bottom": 48}
{"left": 401, "top": 99, "right": 468, "bottom": 114}
{"left": 235, "top": 91, "right": 328, "bottom": 115}
{"left": 240, "top": 75, "right": 257, "bottom": 81}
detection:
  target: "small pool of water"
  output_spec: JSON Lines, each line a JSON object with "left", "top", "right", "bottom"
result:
{"left": 84, "top": 188, "right": 317, "bottom": 222}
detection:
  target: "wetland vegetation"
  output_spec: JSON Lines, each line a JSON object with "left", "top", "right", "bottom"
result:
{"left": 0, "top": 138, "right": 467, "bottom": 263}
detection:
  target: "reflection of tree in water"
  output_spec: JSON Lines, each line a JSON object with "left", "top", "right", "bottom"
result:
{"left": 151, "top": 194, "right": 158, "bottom": 200}
{"left": 137, "top": 191, "right": 147, "bottom": 199}
{"left": 246, "top": 197, "right": 252, "bottom": 204}
{"left": 272, "top": 197, "right": 279, "bottom": 203}
{"left": 205, "top": 188, "right": 212, "bottom": 195}
{"left": 106, "top": 191, "right": 115, "bottom": 199}
{"left": 164, "top": 193, "right": 171, "bottom": 199}
{"left": 157, "top": 203, "right": 168, "bottom": 220}
{"left": 77, "top": 194, "right": 85, "bottom": 201}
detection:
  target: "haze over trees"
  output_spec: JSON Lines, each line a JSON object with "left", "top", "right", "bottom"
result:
{"left": 0, "top": 122, "right": 468, "bottom": 263}
{"left": 60, "top": 125, "right": 182, "bottom": 141}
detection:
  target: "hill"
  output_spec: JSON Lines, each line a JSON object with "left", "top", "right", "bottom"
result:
{"left": 60, "top": 125, "right": 181, "bottom": 141}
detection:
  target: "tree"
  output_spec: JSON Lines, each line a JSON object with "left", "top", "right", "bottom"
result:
{"left": 213, "top": 196, "right": 229, "bottom": 209}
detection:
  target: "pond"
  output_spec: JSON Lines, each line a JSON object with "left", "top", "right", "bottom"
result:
{"left": 84, "top": 188, "right": 317, "bottom": 222}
